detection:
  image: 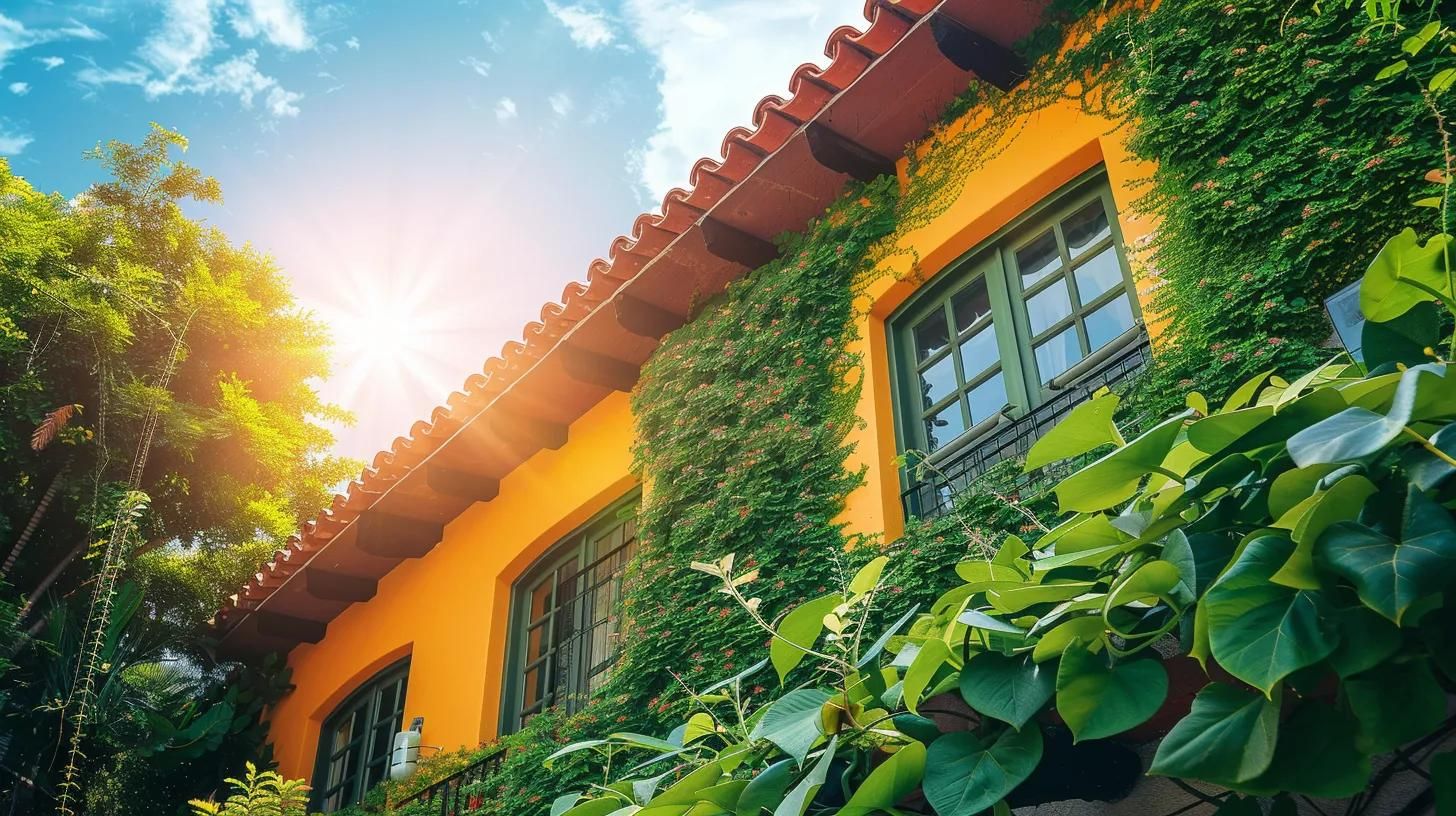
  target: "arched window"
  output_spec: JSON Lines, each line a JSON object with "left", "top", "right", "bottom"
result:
{"left": 311, "top": 659, "right": 410, "bottom": 812}
{"left": 501, "top": 492, "right": 639, "bottom": 733}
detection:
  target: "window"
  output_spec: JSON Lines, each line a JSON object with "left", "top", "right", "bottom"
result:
{"left": 891, "top": 173, "right": 1141, "bottom": 468}
{"left": 312, "top": 660, "right": 409, "bottom": 812}
{"left": 502, "top": 493, "right": 639, "bottom": 732}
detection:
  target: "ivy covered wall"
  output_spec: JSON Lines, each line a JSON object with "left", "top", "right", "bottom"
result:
{"left": 361, "top": 2, "right": 1456, "bottom": 813}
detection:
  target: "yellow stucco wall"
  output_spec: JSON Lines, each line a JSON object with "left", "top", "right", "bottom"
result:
{"left": 267, "top": 92, "right": 1158, "bottom": 785}
{"left": 839, "top": 93, "right": 1156, "bottom": 545}
{"left": 269, "top": 391, "right": 639, "bottom": 779}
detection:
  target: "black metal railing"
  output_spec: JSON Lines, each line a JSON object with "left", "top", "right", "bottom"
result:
{"left": 903, "top": 333, "right": 1154, "bottom": 519}
{"left": 395, "top": 747, "right": 505, "bottom": 816}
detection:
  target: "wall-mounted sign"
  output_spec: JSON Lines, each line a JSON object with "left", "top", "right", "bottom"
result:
{"left": 1324, "top": 279, "right": 1364, "bottom": 363}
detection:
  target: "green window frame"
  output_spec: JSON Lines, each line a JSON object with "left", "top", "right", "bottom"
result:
{"left": 500, "top": 491, "right": 640, "bottom": 733}
{"left": 890, "top": 171, "right": 1142, "bottom": 467}
{"left": 311, "top": 659, "right": 409, "bottom": 812}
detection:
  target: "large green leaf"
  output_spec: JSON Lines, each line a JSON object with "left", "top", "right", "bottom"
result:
{"left": 772, "top": 735, "right": 837, "bottom": 816}
{"left": 735, "top": 760, "right": 793, "bottom": 816}
{"left": 1268, "top": 473, "right": 1376, "bottom": 590}
{"left": 1363, "top": 300, "right": 1442, "bottom": 369}
{"left": 1187, "top": 405, "right": 1274, "bottom": 455}
{"left": 1345, "top": 659, "right": 1447, "bottom": 753}
{"left": 561, "top": 799, "right": 627, "bottom": 816}
{"left": 650, "top": 762, "right": 725, "bottom": 806}
{"left": 1289, "top": 364, "right": 1456, "bottom": 467}
{"left": 751, "top": 689, "right": 830, "bottom": 766}
{"left": 1433, "top": 752, "right": 1455, "bottom": 816}
{"left": 839, "top": 741, "right": 926, "bottom": 816}
{"left": 1203, "top": 535, "right": 1338, "bottom": 694}
{"left": 1149, "top": 683, "right": 1280, "bottom": 786}
{"left": 922, "top": 727, "right": 1043, "bottom": 816}
{"left": 1318, "top": 485, "right": 1456, "bottom": 625}
{"left": 1031, "top": 615, "right": 1104, "bottom": 663}
{"left": 1244, "top": 701, "right": 1370, "bottom": 797}
{"left": 1054, "top": 645, "right": 1167, "bottom": 742}
{"left": 1328, "top": 605, "right": 1401, "bottom": 678}
{"left": 1025, "top": 392, "right": 1122, "bottom": 471}
{"left": 1053, "top": 411, "right": 1191, "bottom": 513}
{"left": 770, "top": 594, "right": 843, "bottom": 683}
{"left": 958, "top": 652, "right": 1054, "bottom": 729}
{"left": 1359, "top": 228, "right": 1454, "bottom": 322}
{"left": 903, "top": 638, "right": 950, "bottom": 715}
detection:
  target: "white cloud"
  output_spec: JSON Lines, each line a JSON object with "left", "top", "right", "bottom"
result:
{"left": 622, "top": 0, "right": 863, "bottom": 200}
{"left": 8, "top": 81, "right": 27, "bottom": 95}
{"left": 548, "top": 90, "right": 573, "bottom": 117}
{"left": 0, "top": 12, "right": 105, "bottom": 73}
{"left": 461, "top": 55, "right": 491, "bottom": 78}
{"left": 77, "top": 0, "right": 304, "bottom": 118}
{"left": 0, "top": 126, "right": 33, "bottom": 155}
{"left": 495, "top": 96, "right": 517, "bottom": 121}
{"left": 228, "top": 0, "right": 312, "bottom": 50}
{"left": 480, "top": 29, "right": 501, "bottom": 53}
{"left": 345, "top": 35, "right": 359, "bottom": 50}
{"left": 37, "top": 55, "right": 65, "bottom": 70}
{"left": 544, "top": 1, "right": 614, "bottom": 49}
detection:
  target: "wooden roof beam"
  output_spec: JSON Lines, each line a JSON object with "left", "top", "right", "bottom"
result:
{"left": 305, "top": 568, "right": 378, "bottom": 603}
{"left": 700, "top": 216, "right": 778, "bottom": 269}
{"left": 425, "top": 464, "right": 500, "bottom": 503}
{"left": 356, "top": 511, "right": 443, "bottom": 559}
{"left": 805, "top": 122, "right": 896, "bottom": 182}
{"left": 560, "top": 343, "right": 642, "bottom": 393}
{"left": 255, "top": 610, "right": 327, "bottom": 644}
{"left": 930, "top": 15, "right": 1028, "bottom": 91}
{"left": 614, "top": 292, "right": 688, "bottom": 339}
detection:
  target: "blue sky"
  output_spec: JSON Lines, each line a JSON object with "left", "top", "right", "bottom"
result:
{"left": 0, "top": 0, "right": 863, "bottom": 462}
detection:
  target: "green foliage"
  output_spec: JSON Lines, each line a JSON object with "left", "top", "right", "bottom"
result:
{"left": 0, "top": 126, "right": 348, "bottom": 809}
{"left": 188, "top": 762, "right": 309, "bottom": 816}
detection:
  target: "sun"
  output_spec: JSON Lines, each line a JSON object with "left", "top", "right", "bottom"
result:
{"left": 314, "top": 274, "right": 457, "bottom": 412}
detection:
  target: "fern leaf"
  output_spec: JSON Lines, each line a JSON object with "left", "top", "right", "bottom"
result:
{"left": 31, "top": 404, "right": 80, "bottom": 451}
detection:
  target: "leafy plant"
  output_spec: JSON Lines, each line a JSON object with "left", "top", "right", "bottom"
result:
{"left": 188, "top": 763, "right": 310, "bottom": 816}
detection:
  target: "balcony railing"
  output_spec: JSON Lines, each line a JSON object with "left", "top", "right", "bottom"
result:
{"left": 902, "top": 333, "right": 1154, "bottom": 519}
{"left": 395, "top": 747, "right": 505, "bottom": 816}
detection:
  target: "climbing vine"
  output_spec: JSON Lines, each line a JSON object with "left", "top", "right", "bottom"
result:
{"left": 365, "top": 1, "right": 1456, "bottom": 813}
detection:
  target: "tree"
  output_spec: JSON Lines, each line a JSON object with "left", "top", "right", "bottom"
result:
{"left": 0, "top": 125, "right": 355, "bottom": 811}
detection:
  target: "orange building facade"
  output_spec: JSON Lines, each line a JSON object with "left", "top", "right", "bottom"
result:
{"left": 213, "top": 2, "right": 1157, "bottom": 808}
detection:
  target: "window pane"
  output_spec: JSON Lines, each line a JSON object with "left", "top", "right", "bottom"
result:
{"left": 1063, "top": 200, "right": 1112, "bottom": 258}
{"left": 1026, "top": 277, "right": 1072, "bottom": 335}
{"left": 951, "top": 278, "right": 991, "bottom": 332}
{"left": 1035, "top": 327, "right": 1084, "bottom": 382}
{"left": 1086, "top": 294, "right": 1136, "bottom": 350}
{"left": 968, "top": 372, "right": 1007, "bottom": 425}
{"left": 1016, "top": 230, "right": 1061, "bottom": 286}
{"left": 913, "top": 310, "right": 950, "bottom": 361}
{"left": 925, "top": 401, "right": 967, "bottom": 453}
{"left": 1073, "top": 246, "right": 1124, "bottom": 304}
{"left": 918, "top": 354, "right": 957, "bottom": 408}
{"left": 958, "top": 327, "right": 999, "bottom": 381}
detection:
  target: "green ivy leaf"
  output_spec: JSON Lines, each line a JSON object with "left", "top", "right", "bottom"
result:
{"left": 1204, "top": 535, "right": 1338, "bottom": 694}
{"left": 770, "top": 594, "right": 843, "bottom": 683}
{"left": 1345, "top": 659, "right": 1447, "bottom": 753}
{"left": 1244, "top": 701, "right": 1370, "bottom": 797}
{"left": 838, "top": 740, "right": 926, "bottom": 816}
{"left": 958, "top": 652, "right": 1055, "bottom": 729}
{"left": 751, "top": 689, "right": 830, "bottom": 767}
{"left": 923, "top": 727, "right": 1043, "bottom": 816}
{"left": 1317, "top": 485, "right": 1456, "bottom": 625}
{"left": 1268, "top": 473, "right": 1377, "bottom": 590}
{"left": 1025, "top": 392, "right": 1122, "bottom": 471}
{"left": 1149, "top": 683, "right": 1280, "bottom": 786}
{"left": 1054, "top": 645, "right": 1168, "bottom": 742}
